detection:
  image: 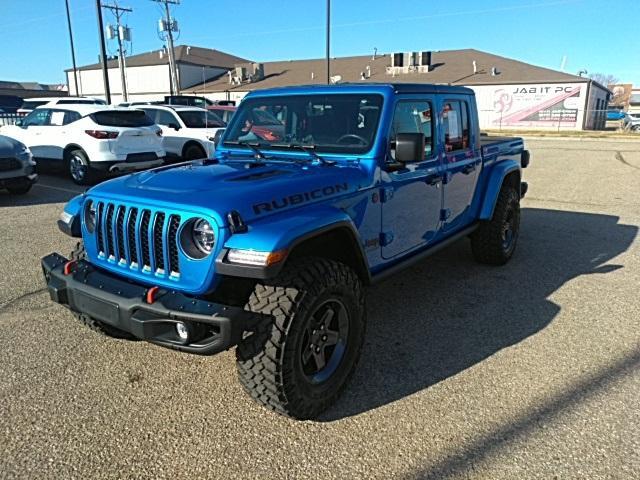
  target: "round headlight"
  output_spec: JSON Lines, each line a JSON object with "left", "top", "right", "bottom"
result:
{"left": 84, "top": 200, "right": 97, "bottom": 233}
{"left": 191, "top": 219, "right": 215, "bottom": 255}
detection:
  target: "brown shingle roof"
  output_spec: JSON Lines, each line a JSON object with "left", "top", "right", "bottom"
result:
{"left": 187, "top": 48, "right": 586, "bottom": 93}
{"left": 68, "top": 45, "right": 250, "bottom": 72}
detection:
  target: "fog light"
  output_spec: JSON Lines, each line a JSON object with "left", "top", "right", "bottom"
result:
{"left": 176, "top": 322, "right": 189, "bottom": 341}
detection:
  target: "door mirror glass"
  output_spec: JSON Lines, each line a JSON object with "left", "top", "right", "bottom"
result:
{"left": 15, "top": 119, "right": 23, "bottom": 127}
{"left": 213, "top": 128, "right": 225, "bottom": 146}
{"left": 395, "top": 133, "right": 425, "bottom": 163}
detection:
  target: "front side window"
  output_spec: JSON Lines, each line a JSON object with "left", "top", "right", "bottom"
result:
{"left": 22, "top": 109, "right": 51, "bottom": 126}
{"left": 442, "top": 101, "right": 470, "bottom": 152}
{"left": 390, "top": 100, "right": 434, "bottom": 160}
{"left": 223, "top": 94, "right": 383, "bottom": 154}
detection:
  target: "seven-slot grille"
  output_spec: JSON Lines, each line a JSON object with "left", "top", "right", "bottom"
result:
{"left": 94, "top": 201, "right": 181, "bottom": 277}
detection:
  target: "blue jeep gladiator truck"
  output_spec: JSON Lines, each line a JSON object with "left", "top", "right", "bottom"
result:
{"left": 42, "top": 83, "right": 529, "bottom": 419}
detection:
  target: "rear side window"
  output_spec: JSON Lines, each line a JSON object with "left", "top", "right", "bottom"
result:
{"left": 90, "top": 110, "right": 154, "bottom": 127}
{"left": 443, "top": 101, "right": 470, "bottom": 152}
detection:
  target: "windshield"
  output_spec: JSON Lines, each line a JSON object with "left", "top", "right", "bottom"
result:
{"left": 224, "top": 94, "right": 383, "bottom": 154}
{"left": 177, "top": 110, "right": 225, "bottom": 128}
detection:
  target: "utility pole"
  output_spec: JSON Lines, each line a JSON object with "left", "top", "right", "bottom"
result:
{"left": 153, "top": 0, "right": 180, "bottom": 95}
{"left": 103, "top": 2, "right": 132, "bottom": 102}
{"left": 326, "top": 0, "right": 331, "bottom": 84}
{"left": 95, "top": 0, "right": 111, "bottom": 103}
{"left": 65, "top": 0, "right": 79, "bottom": 96}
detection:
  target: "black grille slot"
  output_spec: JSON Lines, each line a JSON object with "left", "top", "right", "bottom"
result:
{"left": 105, "top": 204, "right": 115, "bottom": 258}
{"left": 127, "top": 208, "right": 138, "bottom": 265}
{"left": 168, "top": 215, "right": 181, "bottom": 274}
{"left": 116, "top": 206, "right": 126, "bottom": 261}
{"left": 96, "top": 203, "right": 105, "bottom": 254}
{"left": 140, "top": 210, "right": 151, "bottom": 268}
{"left": 153, "top": 212, "right": 166, "bottom": 272}
{"left": 0, "top": 158, "right": 20, "bottom": 172}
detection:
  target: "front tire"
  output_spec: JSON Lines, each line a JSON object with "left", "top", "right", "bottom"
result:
{"left": 67, "top": 149, "right": 96, "bottom": 186}
{"left": 470, "top": 184, "right": 520, "bottom": 265}
{"left": 183, "top": 143, "right": 206, "bottom": 160}
{"left": 6, "top": 180, "right": 32, "bottom": 195}
{"left": 236, "top": 258, "right": 366, "bottom": 419}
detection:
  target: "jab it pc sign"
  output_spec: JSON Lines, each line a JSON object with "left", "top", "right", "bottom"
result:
{"left": 473, "top": 83, "right": 585, "bottom": 128}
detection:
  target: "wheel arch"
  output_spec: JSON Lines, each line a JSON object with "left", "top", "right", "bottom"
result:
{"left": 479, "top": 162, "right": 521, "bottom": 220}
{"left": 216, "top": 210, "right": 371, "bottom": 285}
{"left": 63, "top": 144, "right": 86, "bottom": 159}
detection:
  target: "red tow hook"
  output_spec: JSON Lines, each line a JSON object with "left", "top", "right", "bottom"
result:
{"left": 146, "top": 286, "right": 160, "bottom": 304}
{"left": 63, "top": 260, "right": 77, "bottom": 276}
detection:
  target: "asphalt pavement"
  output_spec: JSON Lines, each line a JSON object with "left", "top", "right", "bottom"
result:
{"left": 0, "top": 138, "right": 638, "bottom": 479}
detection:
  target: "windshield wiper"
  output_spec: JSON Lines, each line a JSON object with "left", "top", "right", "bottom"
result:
{"left": 223, "top": 140, "right": 269, "bottom": 160}
{"left": 271, "top": 143, "right": 336, "bottom": 166}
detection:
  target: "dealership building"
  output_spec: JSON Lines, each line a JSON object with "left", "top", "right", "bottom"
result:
{"left": 68, "top": 46, "right": 611, "bottom": 131}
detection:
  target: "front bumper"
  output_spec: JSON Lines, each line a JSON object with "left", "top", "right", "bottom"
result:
{"left": 41, "top": 252, "right": 255, "bottom": 355}
{"left": 0, "top": 171, "right": 38, "bottom": 188}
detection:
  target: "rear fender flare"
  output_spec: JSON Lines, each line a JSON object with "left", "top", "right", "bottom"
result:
{"left": 479, "top": 161, "right": 521, "bottom": 220}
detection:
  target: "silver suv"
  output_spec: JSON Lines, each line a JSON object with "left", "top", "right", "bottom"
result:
{"left": 0, "top": 135, "right": 37, "bottom": 194}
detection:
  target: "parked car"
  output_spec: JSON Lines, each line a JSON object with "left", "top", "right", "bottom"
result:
{"left": 2, "top": 105, "right": 164, "bottom": 185}
{"left": 137, "top": 105, "right": 225, "bottom": 160}
{"left": 606, "top": 109, "right": 626, "bottom": 121}
{"left": 207, "top": 104, "right": 237, "bottom": 124}
{"left": 17, "top": 96, "right": 107, "bottom": 115}
{"left": 0, "top": 135, "right": 37, "bottom": 194}
{"left": 623, "top": 112, "right": 640, "bottom": 131}
{"left": 44, "top": 83, "right": 529, "bottom": 419}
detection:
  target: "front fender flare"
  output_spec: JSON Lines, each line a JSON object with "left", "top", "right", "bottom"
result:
{"left": 479, "top": 161, "right": 521, "bottom": 220}
{"left": 58, "top": 194, "right": 85, "bottom": 237}
{"left": 216, "top": 205, "right": 368, "bottom": 280}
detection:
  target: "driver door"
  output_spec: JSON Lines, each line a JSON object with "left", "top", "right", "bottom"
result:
{"left": 381, "top": 98, "right": 443, "bottom": 259}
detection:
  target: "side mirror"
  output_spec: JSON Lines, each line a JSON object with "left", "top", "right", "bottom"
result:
{"left": 15, "top": 119, "right": 23, "bottom": 127}
{"left": 168, "top": 123, "right": 180, "bottom": 130}
{"left": 395, "top": 133, "right": 425, "bottom": 163}
{"left": 213, "top": 128, "right": 225, "bottom": 146}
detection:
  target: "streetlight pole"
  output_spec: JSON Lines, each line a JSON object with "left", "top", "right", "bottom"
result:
{"left": 326, "top": 0, "right": 331, "bottom": 84}
{"left": 64, "top": 0, "right": 79, "bottom": 96}
{"left": 95, "top": 0, "right": 111, "bottom": 104}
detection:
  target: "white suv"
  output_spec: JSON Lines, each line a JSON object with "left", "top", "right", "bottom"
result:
{"left": 17, "top": 96, "right": 107, "bottom": 114}
{"left": 2, "top": 105, "right": 165, "bottom": 185}
{"left": 137, "top": 105, "right": 225, "bottom": 160}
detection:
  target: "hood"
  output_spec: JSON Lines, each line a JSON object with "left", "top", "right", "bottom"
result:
{"left": 87, "top": 159, "right": 371, "bottom": 226}
{"left": 0, "top": 135, "right": 23, "bottom": 156}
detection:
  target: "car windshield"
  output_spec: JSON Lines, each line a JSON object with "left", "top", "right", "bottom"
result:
{"left": 177, "top": 110, "right": 225, "bottom": 128}
{"left": 223, "top": 94, "right": 383, "bottom": 154}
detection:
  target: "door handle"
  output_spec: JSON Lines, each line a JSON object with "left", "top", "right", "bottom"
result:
{"left": 462, "top": 164, "right": 476, "bottom": 175}
{"left": 425, "top": 174, "right": 443, "bottom": 185}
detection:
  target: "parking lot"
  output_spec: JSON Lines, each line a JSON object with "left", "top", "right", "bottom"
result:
{"left": 0, "top": 138, "right": 638, "bottom": 479}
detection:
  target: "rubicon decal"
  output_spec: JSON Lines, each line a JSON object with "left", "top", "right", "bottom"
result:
{"left": 252, "top": 183, "right": 349, "bottom": 214}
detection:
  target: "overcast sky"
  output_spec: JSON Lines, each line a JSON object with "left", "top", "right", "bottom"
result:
{"left": 1, "top": 0, "right": 637, "bottom": 85}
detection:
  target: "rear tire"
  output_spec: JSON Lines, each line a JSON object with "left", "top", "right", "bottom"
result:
{"left": 236, "top": 258, "right": 366, "bottom": 419}
{"left": 68, "top": 242, "right": 136, "bottom": 340}
{"left": 67, "top": 149, "right": 97, "bottom": 186}
{"left": 183, "top": 143, "right": 206, "bottom": 160}
{"left": 470, "top": 185, "right": 520, "bottom": 265}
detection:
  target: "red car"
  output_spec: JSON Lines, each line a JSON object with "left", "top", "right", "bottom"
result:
{"left": 210, "top": 105, "right": 285, "bottom": 142}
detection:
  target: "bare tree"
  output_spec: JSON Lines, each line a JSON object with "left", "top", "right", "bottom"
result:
{"left": 588, "top": 73, "right": 619, "bottom": 86}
